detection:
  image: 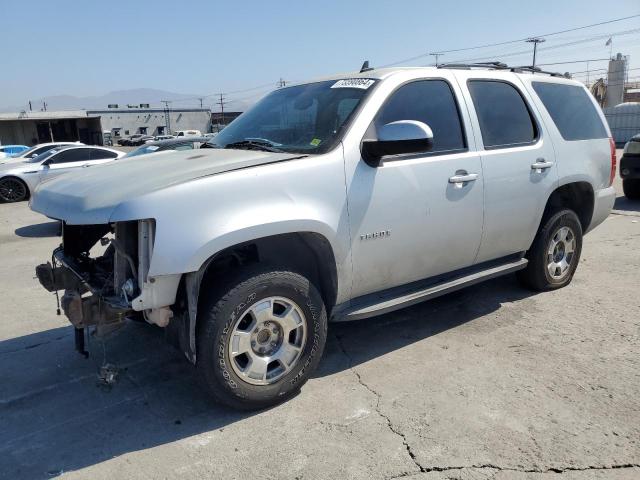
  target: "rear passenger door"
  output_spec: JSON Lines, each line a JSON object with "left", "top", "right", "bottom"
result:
{"left": 456, "top": 72, "right": 559, "bottom": 263}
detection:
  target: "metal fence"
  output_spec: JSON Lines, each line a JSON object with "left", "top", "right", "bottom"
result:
{"left": 604, "top": 103, "right": 640, "bottom": 145}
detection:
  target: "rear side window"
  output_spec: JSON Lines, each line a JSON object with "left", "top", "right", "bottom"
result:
{"left": 468, "top": 80, "right": 537, "bottom": 149}
{"left": 90, "top": 149, "right": 118, "bottom": 160}
{"left": 375, "top": 80, "right": 466, "bottom": 153}
{"left": 532, "top": 82, "right": 608, "bottom": 141}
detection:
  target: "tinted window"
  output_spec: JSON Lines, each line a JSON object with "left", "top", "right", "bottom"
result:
{"left": 173, "top": 143, "right": 194, "bottom": 151}
{"left": 376, "top": 80, "right": 466, "bottom": 152}
{"left": 468, "top": 80, "right": 537, "bottom": 148}
{"left": 532, "top": 82, "right": 607, "bottom": 140}
{"left": 49, "top": 148, "right": 91, "bottom": 164}
{"left": 90, "top": 149, "right": 118, "bottom": 160}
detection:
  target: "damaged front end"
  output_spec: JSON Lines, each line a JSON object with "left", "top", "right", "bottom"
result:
{"left": 36, "top": 219, "right": 177, "bottom": 357}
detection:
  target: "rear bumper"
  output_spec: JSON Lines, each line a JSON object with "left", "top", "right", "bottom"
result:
{"left": 620, "top": 153, "right": 640, "bottom": 179}
{"left": 586, "top": 186, "right": 615, "bottom": 233}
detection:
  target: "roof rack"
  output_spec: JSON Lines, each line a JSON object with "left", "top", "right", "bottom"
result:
{"left": 437, "top": 61, "right": 570, "bottom": 78}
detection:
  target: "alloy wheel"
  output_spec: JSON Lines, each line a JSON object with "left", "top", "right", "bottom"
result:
{"left": 0, "top": 178, "right": 27, "bottom": 202}
{"left": 546, "top": 226, "right": 576, "bottom": 280}
{"left": 227, "top": 296, "right": 307, "bottom": 385}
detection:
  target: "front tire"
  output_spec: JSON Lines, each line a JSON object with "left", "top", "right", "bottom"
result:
{"left": 197, "top": 267, "right": 327, "bottom": 410}
{"left": 623, "top": 179, "right": 640, "bottom": 200}
{"left": 517, "top": 209, "right": 583, "bottom": 291}
{"left": 0, "top": 177, "right": 29, "bottom": 203}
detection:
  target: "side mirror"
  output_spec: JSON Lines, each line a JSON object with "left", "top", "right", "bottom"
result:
{"left": 361, "top": 120, "right": 433, "bottom": 167}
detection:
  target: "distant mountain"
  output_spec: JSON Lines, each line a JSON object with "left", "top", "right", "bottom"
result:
{"left": 0, "top": 88, "right": 207, "bottom": 112}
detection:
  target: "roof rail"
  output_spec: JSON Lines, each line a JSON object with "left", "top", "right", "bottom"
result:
{"left": 437, "top": 62, "right": 570, "bottom": 78}
{"left": 438, "top": 61, "right": 509, "bottom": 70}
{"left": 510, "top": 65, "right": 570, "bottom": 78}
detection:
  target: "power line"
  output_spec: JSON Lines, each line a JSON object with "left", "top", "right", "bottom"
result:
{"left": 538, "top": 57, "right": 610, "bottom": 66}
{"left": 380, "top": 15, "right": 640, "bottom": 68}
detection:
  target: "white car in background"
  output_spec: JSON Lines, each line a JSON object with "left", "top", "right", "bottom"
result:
{"left": 0, "top": 145, "right": 124, "bottom": 202}
{"left": 174, "top": 130, "right": 201, "bottom": 137}
{"left": 0, "top": 142, "right": 83, "bottom": 165}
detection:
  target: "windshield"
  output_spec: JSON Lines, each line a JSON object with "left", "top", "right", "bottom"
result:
{"left": 124, "top": 144, "right": 161, "bottom": 158}
{"left": 9, "top": 146, "right": 36, "bottom": 158}
{"left": 208, "top": 79, "right": 377, "bottom": 154}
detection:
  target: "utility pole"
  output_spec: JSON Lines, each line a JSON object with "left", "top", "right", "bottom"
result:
{"left": 277, "top": 78, "right": 287, "bottom": 88}
{"left": 216, "top": 93, "right": 227, "bottom": 127}
{"left": 198, "top": 97, "right": 204, "bottom": 108}
{"left": 526, "top": 37, "right": 546, "bottom": 69}
{"left": 161, "top": 100, "right": 172, "bottom": 134}
{"left": 429, "top": 52, "right": 444, "bottom": 67}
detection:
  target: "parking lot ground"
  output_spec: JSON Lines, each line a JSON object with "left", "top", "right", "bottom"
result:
{"left": 1, "top": 175, "right": 639, "bottom": 479}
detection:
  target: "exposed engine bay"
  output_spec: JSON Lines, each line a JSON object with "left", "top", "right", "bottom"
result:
{"left": 36, "top": 219, "right": 175, "bottom": 356}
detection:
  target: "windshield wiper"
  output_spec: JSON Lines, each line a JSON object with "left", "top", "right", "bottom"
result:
{"left": 224, "top": 139, "right": 284, "bottom": 153}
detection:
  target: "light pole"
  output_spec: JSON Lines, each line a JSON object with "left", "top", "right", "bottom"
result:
{"left": 526, "top": 38, "right": 545, "bottom": 69}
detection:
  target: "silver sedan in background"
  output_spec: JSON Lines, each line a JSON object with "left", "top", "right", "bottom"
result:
{"left": 0, "top": 145, "right": 124, "bottom": 202}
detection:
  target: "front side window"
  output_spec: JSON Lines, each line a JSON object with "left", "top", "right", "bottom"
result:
{"left": 468, "top": 80, "right": 537, "bottom": 149}
{"left": 48, "top": 148, "right": 91, "bottom": 164}
{"left": 209, "top": 79, "right": 377, "bottom": 154}
{"left": 532, "top": 82, "right": 607, "bottom": 141}
{"left": 374, "top": 79, "right": 466, "bottom": 153}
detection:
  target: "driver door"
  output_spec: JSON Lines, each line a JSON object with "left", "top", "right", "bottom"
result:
{"left": 346, "top": 78, "right": 485, "bottom": 298}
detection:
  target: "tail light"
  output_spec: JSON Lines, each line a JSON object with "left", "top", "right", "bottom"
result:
{"left": 609, "top": 137, "right": 616, "bottom": 186}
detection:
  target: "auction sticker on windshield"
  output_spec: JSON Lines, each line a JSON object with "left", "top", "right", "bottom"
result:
{"left": 331, "top": 78, "right": 375, "bottom": 89}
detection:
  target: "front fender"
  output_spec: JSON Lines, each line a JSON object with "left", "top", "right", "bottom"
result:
{"left": 109, "top": 151, "right": 351, "bottom": 284}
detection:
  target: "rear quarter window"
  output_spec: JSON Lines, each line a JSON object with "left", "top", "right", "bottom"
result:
{"left": 531, "top": 82, "right": 608, "bottom": 141}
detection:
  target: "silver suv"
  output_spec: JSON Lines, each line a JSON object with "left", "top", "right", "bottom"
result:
{"left": 32, "top": 64, "right": 616, "bottom": 410}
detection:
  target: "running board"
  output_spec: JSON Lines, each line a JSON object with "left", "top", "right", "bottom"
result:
{"left": 337, "top": 258, "right": 528, "bottom": 321}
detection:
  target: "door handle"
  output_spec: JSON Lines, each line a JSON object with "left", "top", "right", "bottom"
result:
{"left": 531, "top": 158, "right": 554, "bottom": 172}
{"left": 448, "top": 173, "right": 479, "bottom": 185}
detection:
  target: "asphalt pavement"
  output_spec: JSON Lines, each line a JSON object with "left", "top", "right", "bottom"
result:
{"left": 0, "top": 165, "right": 638, "bottom": 479}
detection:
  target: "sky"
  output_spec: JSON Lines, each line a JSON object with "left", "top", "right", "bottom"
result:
{"left": 1, "top": 0, "right": 639, "bottom": 111}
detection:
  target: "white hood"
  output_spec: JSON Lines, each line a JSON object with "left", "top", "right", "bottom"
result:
{"left": 30, "top": 148, "right": 302, "bottom": 224}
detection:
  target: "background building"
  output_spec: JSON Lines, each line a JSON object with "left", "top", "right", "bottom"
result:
{"left": 93, "top": 107, "right": 212, "bottom": 141}
{"left": 0, "top": 111, "right": 102, "bottom": 145}
{"left": 0, "top": 107, "right": 212, "bottom": 146}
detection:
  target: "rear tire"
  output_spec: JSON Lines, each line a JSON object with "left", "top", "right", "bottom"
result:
{"left": 197, "top": 266, "right": 327, "bottom": 410}
{"left": 622, "top": 179, "right": 640, "bottom": 200}
{"left": 517, "top": 209, "right": 583, "bottom": 291}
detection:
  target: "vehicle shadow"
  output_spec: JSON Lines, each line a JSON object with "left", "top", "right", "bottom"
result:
{"left": 0, "top": 275, "right": 532, "bottom": 478}
{"left": 14, "top": 221, "right": 61, "bottom": 238}
{"left": 613, "top": 194, "right": 640, "bottom": 213}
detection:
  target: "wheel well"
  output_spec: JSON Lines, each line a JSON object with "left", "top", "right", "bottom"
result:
{"left": 199, "top": 232, "right": 339, "bottom": 313}
{"left": 0, "top": 176, "right": 30, "bottom": 200}
{"left": 543, "top": 182, "right": 594, "bottom": 232}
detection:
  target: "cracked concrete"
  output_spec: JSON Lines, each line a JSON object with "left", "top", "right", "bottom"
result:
{"left": 1, "top": 166, "right": 639, "bottom": 479}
